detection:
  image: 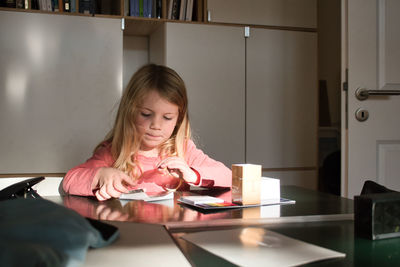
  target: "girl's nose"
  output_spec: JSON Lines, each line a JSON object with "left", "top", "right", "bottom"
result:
{"left": 150, "top": 117, "right": 162, "bottom": 129}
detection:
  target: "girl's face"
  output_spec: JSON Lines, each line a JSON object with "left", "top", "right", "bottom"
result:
{"left": 135, "top": 90, "right": 179, "bottom": 152}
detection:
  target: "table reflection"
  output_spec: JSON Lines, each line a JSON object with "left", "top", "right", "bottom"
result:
{"left": 63, "top": 188, "right": 237, "bottom": 225}
{"left": 60, "top": 186, "right": 353, "bottom": 228}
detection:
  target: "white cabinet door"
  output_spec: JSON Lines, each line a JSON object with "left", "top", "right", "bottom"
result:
{"left": 343, "top": 0, "right": 400, "bottom": 198}
{"left": 246, "top": 28, "right": 318, "bottom": 188}
{"left": 0, "top": 11, "right": 122, "bottom": 174}
{"left": 149, "top": 23, "right": 318, "bottom": 190}
{"left": 150, "top": 23, "right": 246, "bottom": 167}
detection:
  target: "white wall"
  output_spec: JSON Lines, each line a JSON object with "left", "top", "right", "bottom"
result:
{"left": 123, "top": 35, "right": 149, "bottom": 89}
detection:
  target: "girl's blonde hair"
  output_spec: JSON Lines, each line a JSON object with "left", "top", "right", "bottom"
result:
{"left": 96, "top": 64, "right": 191, "bottom": 179}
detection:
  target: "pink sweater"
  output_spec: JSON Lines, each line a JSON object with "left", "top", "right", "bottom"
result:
{"left": 62, "top": 139, "right": 232, "bottom": 196}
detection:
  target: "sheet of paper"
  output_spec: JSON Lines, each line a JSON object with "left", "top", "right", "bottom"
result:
{"left": 181, "top": 227, "right": 345, "bottom": 267}
{"left": 119, "top": 190, "right": 173, "bottom": 202}
{"left": 85, "top": 221, "right": 190, "bottom": 267}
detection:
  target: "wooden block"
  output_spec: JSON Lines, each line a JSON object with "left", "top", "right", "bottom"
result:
{"left": 231, "top": 164, "right": 261, "bottom": 205}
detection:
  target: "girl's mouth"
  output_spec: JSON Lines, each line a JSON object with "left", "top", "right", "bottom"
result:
{"left": 145, "top": 133, "right": 162, "bottom": 139}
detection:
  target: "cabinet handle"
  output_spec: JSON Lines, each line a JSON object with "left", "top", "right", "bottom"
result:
{"left": 355, "top": 87, "right": 400, "bottom": 100}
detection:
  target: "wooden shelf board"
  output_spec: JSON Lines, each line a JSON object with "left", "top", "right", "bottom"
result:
{"left": 1, "top": 8, "right": 317, "bottom": 36}
{"left": 123, "top": 16, "right": 317, "bottom": 36}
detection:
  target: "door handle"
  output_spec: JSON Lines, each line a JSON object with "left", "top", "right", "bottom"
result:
{"left": 356, "top": 87, "right": 400, "bottom": 100}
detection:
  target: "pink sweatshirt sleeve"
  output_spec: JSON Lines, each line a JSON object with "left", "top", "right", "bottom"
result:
{"left": 184, "top": 140, "right": 232, "bottom": 188}
{"left": 62, "top": 144, "right": 114, "bottom": 196}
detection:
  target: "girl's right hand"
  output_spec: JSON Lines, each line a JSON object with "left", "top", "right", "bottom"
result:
{"left": 92, "top": 167, "right": 136, "bottom": 201}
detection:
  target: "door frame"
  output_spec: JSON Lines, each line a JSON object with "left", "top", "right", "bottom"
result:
{"left": 340, "top": 0, "right": 349, "bottom": 198}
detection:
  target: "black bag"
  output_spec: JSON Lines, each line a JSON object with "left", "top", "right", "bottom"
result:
{"left": 0, "top": 176, "right": 44, "bottom": 201}
{"left": 0, "top": 177, "right": 120, "bottom": 266}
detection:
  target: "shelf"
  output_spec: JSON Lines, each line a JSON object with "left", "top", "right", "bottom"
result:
{"left": 1, "top": 6, "right": 317, "bottom": 37}
{"left": 0, "top": 0, "right": 122, "bottom": 16}
{"left": 123, "top": 16, "right": 317, "bottom": 37}
{"left": 0, "top": 6, "right": 121, "bottom": 18}
{"left": 123, "top": 16, "right": 211, "bottom": 36}
{"left": 124, "top": 17, "right": 164, "bottom": 36}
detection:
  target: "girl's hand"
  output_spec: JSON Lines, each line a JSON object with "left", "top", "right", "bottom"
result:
{"left": 157, "top": 157, "right": 198, "bottom": 184}
{"left": 92, "top": 167, "right": 136, "bottom": 201}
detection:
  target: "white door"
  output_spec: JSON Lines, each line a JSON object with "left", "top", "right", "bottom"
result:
{"left": 343, "top": 0, "right": 400, "bottom": 198}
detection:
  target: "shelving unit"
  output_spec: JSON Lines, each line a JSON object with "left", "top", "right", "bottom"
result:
{"left": 0, "top": 1, "right": 206, "bottom": 21}
{"left": 1, "top": 0, "right": 121, "bottom": 15}
{"left": 1, "top": 0, "right": 317, "bottom": 37}
{"left": 0, "top": 0, "right": 213, "bottom": 36}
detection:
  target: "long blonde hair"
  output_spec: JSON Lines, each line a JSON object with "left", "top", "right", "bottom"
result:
{"left": 96, "top": 64, "right": 191, "bottom": 179}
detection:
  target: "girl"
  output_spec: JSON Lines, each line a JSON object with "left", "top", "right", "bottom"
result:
{"left": 62, "top": 64, "right": 232, "bottom": 201}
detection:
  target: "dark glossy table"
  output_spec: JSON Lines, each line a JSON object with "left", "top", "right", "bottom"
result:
{"left": 50, "top": 186, "right": 400, "bottom": 266}
{"left": 56, "top": 186, "right": 354, "bottom": 230}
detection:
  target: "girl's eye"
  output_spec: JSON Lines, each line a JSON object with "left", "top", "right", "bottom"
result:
{"left": 141, "top": 112, "right": 151, "bottom": 117}
{"left": 164, "top": 116, "right": 173, "bottom": 121}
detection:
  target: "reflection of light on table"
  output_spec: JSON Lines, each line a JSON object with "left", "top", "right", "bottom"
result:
{"left": 239, "top": 202, "right": 282, "bottom": 220}
{"left": 243, "top": 208, "right": 260, "bottom": 219}
{"left": 242, "top": 205, "right": 280, "bottom": 220}
{"left": 239, "top": 228, "right": 266, "bottom": 247}
{"left": 260, "top": 204, "right": 281, "bottom": 218}
{"left": 239, "top": 228, "right": 283, "bottom": 248}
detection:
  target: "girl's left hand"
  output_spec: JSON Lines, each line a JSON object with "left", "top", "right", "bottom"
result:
{"left": 157, "top": 157, "right": 198, "bottom": 184}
